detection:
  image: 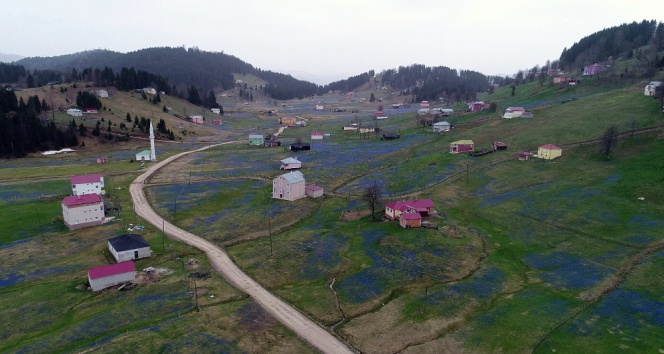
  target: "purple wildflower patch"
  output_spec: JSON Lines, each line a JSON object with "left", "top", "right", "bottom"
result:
{"left": 524, "top": 252, "right": 614, "bottom": 290}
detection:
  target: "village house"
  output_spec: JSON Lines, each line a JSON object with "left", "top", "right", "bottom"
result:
{"left": 305, "top": 185, "right": 324, "bottom": 198}
{"left": 71, "top": 173, "right": 105, "bottom": 196}
{"left": 96, "top": 89, "right": 108, "bottom": 98}
{"left": 583, "top": 63, "right": 607, "bottom": 76}
{"left": 518, "top": 152, "right": 532, "bottom": 161}
{"left": 249, "top": 134, "right": 264, "bottom": 146}
{"left": 644, "top": 81, "right": 663, "bottom": 96}
{"left": 272, "top": 171, "right": 306, "bottom": 201}
{"left": 135, "top": 150, "right": 153, "bottom": 161}
{"left": 503, "top": 107, "right": 526, "bottom": 119}
{"left": 315, "top": 103, "right": 325, "bottom": 111}
{"left": 385, "top": 199, "right": 435, "bottom": 221}
{"left": 400, "top": 212, "right": 422, "bottom": 228}
{"left": 211, "top": 108, "right": 221, "bottom": 114}
{"left": 433, "top": 121, "right": 451, "bottom": 132}
{"left": 108, "top": 234, "right": 152, "bottom": 263}
{"left": 420, "top": 101, "right": 430, "bottom": 109}
{"left": 96, "top": 157, "right": 108, "bottom": 164}
{"left": 87, "top": 261, "right": 136, "bottom": 292}
{"left": 537, "top": 144, "right": 562, "bottom": 160}
{"left": 450, "top": 140, "right": 475, "bottom": 154}
{"left": 66, "top": 108, "right": 82, "bottom": 117}
{"left": 213, "top": 119, "right": 222, "bottom": 125}
{"left": 142, "top": 87, "right": 157, "bottom": 95}
{"left": 280, "top": 117, "right": 297, "bottom": 125}
{"left": 84, "top": 108, "right": 98, "bottom": 114}
{"left": 189, "top": 115, "right": 204, "bottom": 124}
{"left": 552, "top": 76, "right": 572, "bottom": 84}
{"left": 280, "top": 157, "right": 302, "bottom": 170}
{"left": 62, "top": 194, "right": 105, "bottom": 230}
{"left": 468, "top": 101, "right": 484, "bottom": 112}
{"left": 311, "top": 132, "right": 324, "bottom": 140}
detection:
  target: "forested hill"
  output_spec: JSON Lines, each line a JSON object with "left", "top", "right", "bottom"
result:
{"left": 559, "top": 20, "right": 664, "bottom": 71}
{"left": 16, "top": 47, "right": 318, "bottom": 99}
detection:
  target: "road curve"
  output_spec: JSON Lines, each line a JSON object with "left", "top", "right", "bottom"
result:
{"left": 129, "top": 143, "right": 353, "bottom": 354}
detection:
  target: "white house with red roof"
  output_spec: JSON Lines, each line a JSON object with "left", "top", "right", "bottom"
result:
{"left": 311, "top": 132, "right": 324, "bottom": 140}
{"left": 88, "top": 261, "right": 136, "bottom": 292}
{"left": 400, "top": 212, "right": 422, "bottom": 228}
{"left": 62, "top": 194, "right": 105, "bottom": 230}
{"left": 272, "top": 171, "right": 306, "bottom": 201}
{"left": 71, "top": 173, "right": 105, "bottom": 196}
{"left": 385, "top": 199, "right": 435, "bottom": 221}
{"left": 280, "top": 157, "right": 302, "bottom": 170}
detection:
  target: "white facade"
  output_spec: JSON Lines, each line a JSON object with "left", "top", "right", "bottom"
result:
{"left": 211, "top": 108, "right": 221, "bottom": 114}
{"left": 89, "top": 272, "right": 135, "bottom": 291}
{"left": 67, "top": 109, "right": 82, "bottom": 117}
{"left": 272, "top": 171, "right": 306, "bottom": 201}
{"left": 62, "top": 196, "right": 105, "bottom": 230}
{"left": 433, "top": 121, "right": 451, "bottom": 132}
{"left": 71, "top": 175, "right": 105, "bottom": 196}
{"left": 96, "top": 90, "right": 109, "bottom": 98}
{"left": 108, "top": 235, "right": 152, "bottom": 263}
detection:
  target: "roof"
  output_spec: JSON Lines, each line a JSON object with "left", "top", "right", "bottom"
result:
{"left": 311, "top": 132, "right": 324, "bottom": 135}
{"left": 506, "top": 107, "right": 525, "bottom": 111}
{"left": 249, "top": 134, "right": 264, "bottom": 139}
{"left": 88, "top": 261, "right": 136, "bottom": 280}
{"left": 433, "top": 121, "right": 450, "bottom": 126}
{"left": 386, "top": 199, "right": 435, "bottom": 212}
{"left": 136, "top": 150, "right": 151, "bottom": 156}
{"left": 539, "top": 144, "right": 562, "bottom": 150}
{"left": 279, "top": 171, "right": 305, "bottom": 183}
{"left": 63, "top": 194, "right": 102, "bottom": 207}
{"left": 401, "top": 212, "right": 422, "bottom": 220}
{"left": 71, "top": 173, "right": 104, "bottom": 185}
{"left": 306, "top": 185, "right": 324, "bottom": 191}
{"left": 108, "top": 234, "right": 150, "bottom": 252}
{"left": 451, "top": 140, "right": 474, "bottom": 145}
{"left": 281, "top": 157, "right": 300, "bottom": 164}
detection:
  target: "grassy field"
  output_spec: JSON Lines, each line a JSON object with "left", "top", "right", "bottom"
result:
{"left": 2, "top": 73, "right": 664, "bottom": 353}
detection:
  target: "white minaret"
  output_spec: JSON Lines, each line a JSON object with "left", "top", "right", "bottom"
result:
{"left": 149, "top": 121, "right": 157, "bottom": 161}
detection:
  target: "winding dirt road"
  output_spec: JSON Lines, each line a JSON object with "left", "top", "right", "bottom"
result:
{"left": 129, "top": 143, "right": 353, "bottom": 354}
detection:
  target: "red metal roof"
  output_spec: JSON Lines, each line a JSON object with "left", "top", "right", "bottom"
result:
{"left": 507, "top": 107, "right": 525, "bottom": 111}
{"left": 401, "top": 212, "right": 422, "bottom": 220}
{"left": 71, "top": 174, "right": 104, "bottom": 185}
{"left": 88, "top": 261, "right": 136, "bottom": 280}
{"left": 386, "top": 199, "right": 434, "bottom": 212}
{"left": 306, "top": 185, "right": 324, "bottom": 191}
{"left": 539, "top": 144, "right": 562, "bottom": 150}
{"left": 63, "top": 194, "right": 102, "bottom": 207}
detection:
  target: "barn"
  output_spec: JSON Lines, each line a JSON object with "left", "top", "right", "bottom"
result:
{"left": 87, "top": 261, "right": 136, "bottom": 292}
{"left": 108, "top": 234, "right": 152, "bottom": 263}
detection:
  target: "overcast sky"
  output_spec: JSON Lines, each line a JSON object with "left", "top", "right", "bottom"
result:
{"left": 2, "top": 0, "right": 663, "bottom": 84}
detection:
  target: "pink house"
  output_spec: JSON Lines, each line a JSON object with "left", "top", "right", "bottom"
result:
{"left": 280, "top": 157, "right": 302, "bottom": 170}
{"left": 213, "top": 119, "right": 222, "bottom": 125}
{"left": 420, "top": 101, "right": 430, "bottom": 109}
{"left": 450, "top": 140, "right": 474, "bottom": 154}
{"left": 311, "top": 132, "right": 324, "bottom": 140}
{"left": 468, "top": 102, "right": 484, "bottom": 112}
{"left": 272, "top": 171, "right": 306, "bottom": 201}
{"left": 189, "top": 115, "right": 204, "bottom": 124}
{"left": 385, "top": 199, "right": 435, "bottom": 221}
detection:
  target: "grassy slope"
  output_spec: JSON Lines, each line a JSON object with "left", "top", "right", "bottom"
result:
{"left": 2, "top": 70, "right": 664, "bottom": 353}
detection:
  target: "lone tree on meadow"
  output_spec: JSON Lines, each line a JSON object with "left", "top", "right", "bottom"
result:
{"left": 362, "top": 182, "right": 382, "bottom": 220}
{"left": 600, "top": 125, "right": 619, "bottom": 159}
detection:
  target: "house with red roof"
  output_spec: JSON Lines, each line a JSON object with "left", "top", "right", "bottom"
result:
{"left": 84, "top": 108, "right": 98, "bottom": 114}
{"left": 385, "top": 199, "right": 435, "bottom": 221}
{"left": 311, "top": 132, "right": 324, "bottom": 140}
{"left": 88, "top": 261, "right": 136, "bottom": 292}
{"left": 537, "top": 144, "right": 562, "bottom": 160}
{"left": 400, "top": 212, "right": 422, "bottom": 228}
{"left": 305, "top": 185, "right": 324, "bottom": 198}
{"left": 62, "top": 194, "right": 105, "bottom": 230}
{"left": 71, "top": 173, "right": 105, "bottom": 196}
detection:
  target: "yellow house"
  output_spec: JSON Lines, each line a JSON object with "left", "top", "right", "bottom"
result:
{"left": 537, "top": 144, "right": 562, "bottom": 160}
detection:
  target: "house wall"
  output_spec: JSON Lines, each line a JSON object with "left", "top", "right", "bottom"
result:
{"left": 72, "top": 181, "right": 104, "bottom": 196}
{"left": 110, "top": 246, "right": 152, "bottom": 263}
{"left": 272, "top": 177, "right": 306, "bottom": 200}
{"left": 62, "top": 202, "right": 105, "bottom": 230}
{"left": 451, "top": 144, "right": 473, "bottom": 153}
{"left": 399, "top": 217, "right": 421, "bottom": 228}
{"left": 306, "top": 189, "right": 324, "bottom": 198}
{"left": 538, "top": 147, "right": 562, "bottom": 160}
{"left": 88, "top": 271, "right": 136, "bottom": 292}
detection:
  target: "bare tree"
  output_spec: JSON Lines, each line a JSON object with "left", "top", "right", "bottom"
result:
{"left": 362, "top": 182, "right": 382, "bottom": 220}
{"left": 600, "top": 125, "right": 619, "bottom": 159}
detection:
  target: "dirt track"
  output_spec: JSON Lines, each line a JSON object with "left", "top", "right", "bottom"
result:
{"left": 129, "top": 143, "right": 353, "bottom": 354}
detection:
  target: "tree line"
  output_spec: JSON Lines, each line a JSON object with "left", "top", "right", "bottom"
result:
{"left": 0, "top": 87, "right": 78, "bottom": 158}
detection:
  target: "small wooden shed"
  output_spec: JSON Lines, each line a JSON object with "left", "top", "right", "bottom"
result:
{"left": 305, "top": 185, "right": 324, "bottom": 198}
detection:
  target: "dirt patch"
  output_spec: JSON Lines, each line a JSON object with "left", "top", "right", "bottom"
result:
{"left": 341, "top": 209, "right": 372, "bottom": 221}
{"left": 195, "top": 287, "right": 209, "bottom": 296}
{"left": 489, "top": 120, "right": 502, "bottom": 127}
{"left": 136, "top": 272, "right": 161, "bottom": 284}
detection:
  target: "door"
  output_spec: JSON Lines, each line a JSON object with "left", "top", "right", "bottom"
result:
{"left": 134, "top": 251, "right": 139, "bottom": 259}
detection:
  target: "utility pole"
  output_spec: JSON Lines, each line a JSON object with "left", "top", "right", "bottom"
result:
{"left": 268, "top": 218, "right": 273, "bottom": 255}
{"left": 465, "top": 162, "right": 469, "bottom": 184}
{"left": 35, "top": 207, "right": 44, "bottom": 238}
{"left": 162, "top": 218, "right": 165, "bottom": 252}
{"left": 193, "top": 278, "right": 199, "bottom": 312}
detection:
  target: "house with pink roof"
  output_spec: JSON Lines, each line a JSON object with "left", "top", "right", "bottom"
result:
{"left": 305, "top": 185, "right": 324, "bottom": 198}
{"left": 71, "top": 173, "right": 105, "bottom": 196}
{"left": 62, "top": 194, "right": 105, "bottom": 230}
{"left": 385, "top": 199, "right": 435, "bottom": 221}
{"left": 400, "top": 212, "right": 422, "bottom": 228}
{"left": 272, "top": 171, "right": 306, "bottom": 201}
{"left": 87, "top": 261, "right": 136, "bottom": 292}
{"left": 311, "top": 132, "right": 324, "bottom": 140}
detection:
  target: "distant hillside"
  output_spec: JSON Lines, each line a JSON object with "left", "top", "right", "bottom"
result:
{"left": 17, "top": 47, "right": 318, "bottom": 99}
{"left": 559, "top": 20, "right": 664, "bottom": 74}
{"left": 0, "top": 52, "right": 24, "bottom": 63}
